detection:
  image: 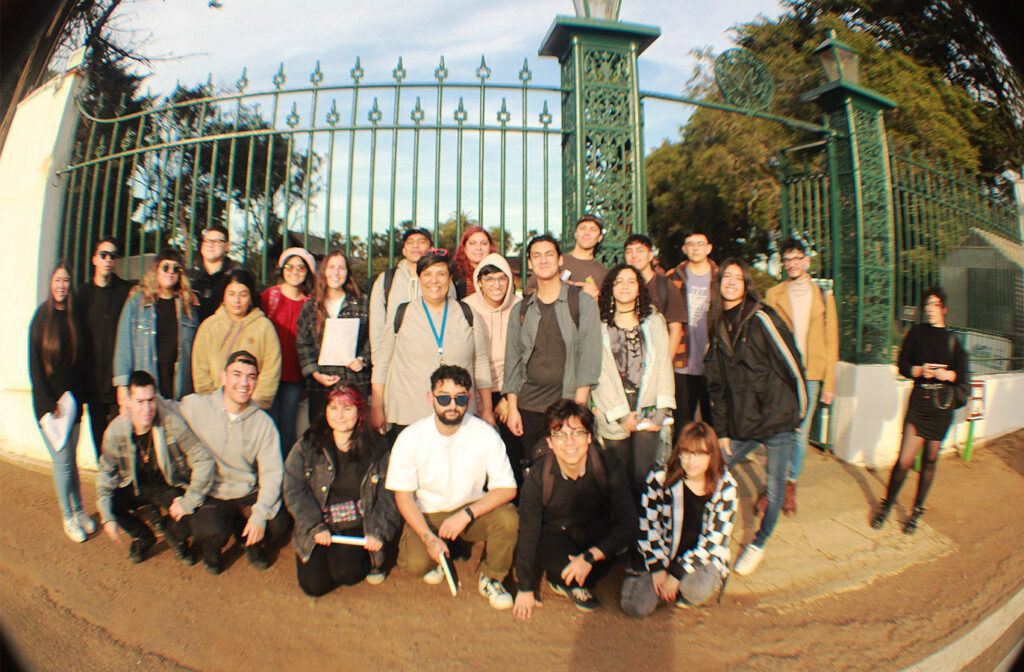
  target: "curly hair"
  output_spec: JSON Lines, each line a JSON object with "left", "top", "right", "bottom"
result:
{"left": 452, "top": 226, "right": 496, "bottom": 295}
{"left": 598, "top": 263, "right": 653, "bottom": 325}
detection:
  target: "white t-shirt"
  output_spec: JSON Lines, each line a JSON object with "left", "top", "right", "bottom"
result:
{"left": 385, "top": 414, "right": 516, "bottom": 514}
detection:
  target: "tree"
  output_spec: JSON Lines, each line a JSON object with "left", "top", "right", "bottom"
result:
{"left": 645, "top": 12, "right": 1010, "bottom": 268}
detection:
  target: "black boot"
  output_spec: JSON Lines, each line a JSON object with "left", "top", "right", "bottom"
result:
{"left": 903, "top": 505, "right": 925, "bottom": 535}
{"left": 870, "top": 498, "right": 893, "bottom": 529}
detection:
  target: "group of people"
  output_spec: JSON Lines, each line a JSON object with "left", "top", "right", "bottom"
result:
{"left": 27, "top": 213, "right": 968, "bottom": 617}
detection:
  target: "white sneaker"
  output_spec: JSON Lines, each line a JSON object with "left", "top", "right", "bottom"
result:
{"left": 63, "top": 517, "right": 86, "bottom": 543}
{"left": 478, "top": 576, "right": 513, "bottom": 610}
{"left": 76, "top": 511, "right": 96, "bottom": 535}
{"left": 734, "top": 544, "right": 765, "bottom": 576}
{"left": 366, "top": 568, "right": 387, "bottom": 585}
{"left": 423, "top": 566, "right": 445, "bottom": 585}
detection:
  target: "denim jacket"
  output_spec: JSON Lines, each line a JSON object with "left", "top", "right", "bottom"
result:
{"left": 113, "top": 292, "right": 199, "bottom": 399}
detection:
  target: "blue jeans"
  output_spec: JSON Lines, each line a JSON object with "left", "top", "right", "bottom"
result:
{"left": 268, "top": 381, "right": 303, "bottom": 457}
{"left": 39, "top": 421, "right": 84, "bottom": 521}
{"left": 725, "top": 431, "right": 793, "bottom": 548}
{"left": 789, "top": 379, "right": 820, "bottom": 482}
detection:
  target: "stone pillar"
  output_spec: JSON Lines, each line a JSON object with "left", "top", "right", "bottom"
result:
{"left": 802, "top": 81, "right": 897, "bottom": 364}
{"left": 539, "top": 17, "right": 658, "bottom": 266}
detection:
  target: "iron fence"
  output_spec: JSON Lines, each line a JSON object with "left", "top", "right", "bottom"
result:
{"left": 56, "top": 57, "right": 564, "bottom": 288}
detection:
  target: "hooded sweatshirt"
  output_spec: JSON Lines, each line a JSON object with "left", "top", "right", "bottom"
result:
{"left": 176, "top": 390, "right": 283, "bottom": 528}
{"left": 463, "top": 253, "right": 522, "bottom": 392}
{"left": 191, "top": 305, "right": 282, "bottom": 409}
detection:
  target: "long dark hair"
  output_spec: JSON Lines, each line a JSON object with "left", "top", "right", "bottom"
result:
{"left": 304, "top": 384, "right": 373, "bottom": 460}
{"left": 312, "top": 248, "right": 360, "bottom": 335}
{"left": 41, "top": 260, "right": 78, "bottom": 378}
{"left": 277, "top": 254, "right": 315, "bottom": 296}
{"left": 707, "top": 257, "right": 759, "bottom": 334}
{"left": 598, "top": 263, "right": 653, "bottom": 325}
{"left": 665, "top": 421, "right": 724, "bottom": 494}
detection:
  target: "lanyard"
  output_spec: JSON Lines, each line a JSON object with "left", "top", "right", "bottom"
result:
{"left": 423, "top": 298, "right": 449, "bottom": 361}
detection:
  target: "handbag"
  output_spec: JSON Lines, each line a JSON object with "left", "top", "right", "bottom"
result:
{"left": 932, "top": 333, "right": 969, "bottom": 410}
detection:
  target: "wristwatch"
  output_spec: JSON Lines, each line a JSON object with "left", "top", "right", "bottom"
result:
{"left": 582, "top": 550, "right": 595, "bottom": 565}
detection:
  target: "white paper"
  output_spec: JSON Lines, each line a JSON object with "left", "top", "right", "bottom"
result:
{"left": 39, "top": 391, "right": 77, "bottom": 451}
{"left": 318, "top": 317, "right": 360, "bottom": 366}
{"left": 329, "top": 534, "right": 367, "bottom": 546}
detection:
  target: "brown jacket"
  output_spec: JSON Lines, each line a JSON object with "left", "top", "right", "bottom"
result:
{"left": 762, "top": 279, "right": 839, "bottom": 395}
{"left": 668, "top": 259, "right": 718, "bottom": 370}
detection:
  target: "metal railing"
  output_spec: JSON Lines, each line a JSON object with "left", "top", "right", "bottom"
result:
{"left": 56, "top": 57, "right": 564, "bottom": 288}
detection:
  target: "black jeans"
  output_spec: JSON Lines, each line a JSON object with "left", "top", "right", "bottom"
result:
{"left": 111, "top": 482, "right": 189, "bottom": 544}
{"left": 296, "top": 542, "right": 371, "bottom": 597}
{"left": 536, "top": 531, "right": 613, "bottom": 591}
{"left": 494, "top": 392, "right": 526, "bottom": 488}
{"left": 673, "top": 373, "right": 711, "bottom": 433}
{"left": 190, "top": 492, "right": 292, "bottom": 560}
{"left": 520, "top": 409, "right": 549, "bottom": 466}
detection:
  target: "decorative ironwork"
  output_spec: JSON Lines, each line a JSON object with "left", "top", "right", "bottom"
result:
{"left": 713, "top": 49, "right": 774, "bottom": 111}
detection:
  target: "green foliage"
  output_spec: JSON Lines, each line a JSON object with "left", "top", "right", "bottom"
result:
{"left": 645, "top": 11, "right": 1017, "bottom": 269}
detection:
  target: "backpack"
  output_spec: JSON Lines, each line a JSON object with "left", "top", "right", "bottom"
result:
{"left": 519, "top": 283, "right": 582, "bottom": 328}
{"left": 381, "top": 267, "right": 398, "bottom": 307}
{"left": 393, "top": 299, "right": 474, "bottom": 333}
{"left": 539, "top": 444, "right": 608, "bottom": 507}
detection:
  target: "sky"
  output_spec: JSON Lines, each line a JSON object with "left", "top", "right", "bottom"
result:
{"left": 102, "top": 0, "right": 789, "bottom": 247}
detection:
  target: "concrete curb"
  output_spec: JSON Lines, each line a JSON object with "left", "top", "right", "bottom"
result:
{"left": 902, "top": 586, "right": 1024, "bottom": 672}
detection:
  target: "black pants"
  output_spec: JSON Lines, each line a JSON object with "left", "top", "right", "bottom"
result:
{"left": 87, "top": 401, "right": 118, "bottom": 459}
{"left": 111, "top": 482, "right": 189, "bottom": 544}
{"left": 494, "top": 392, "right": 526, "bottom": 488}
{"left": 520, "top": 409, "right": 550, "bottom": 466}
{"left": 296, "top": 542, "right": 371, "bottom": 597}
{"left": 536, "top": 531, "right": 613, "bottom": 591}
{"left": 190, "top": 492, "right": 292, "bottom": 560}
{"left": 673, "top": 373, "right": 711, "bottom": 432}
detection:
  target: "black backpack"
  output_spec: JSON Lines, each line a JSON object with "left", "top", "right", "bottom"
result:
{"left": 519, "top": 283, "right": 582, "bottom": 328}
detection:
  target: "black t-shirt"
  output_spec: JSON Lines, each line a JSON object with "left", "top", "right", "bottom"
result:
{"left": 133, "top": 430, "right": 163, "bottom": 490}
{"left": 519, "top": 299, "right": 567, "bottom": 413}
{"left": 155, "top": 298, "right": 178, "bottom": 399}
{"left": 76, "top": 276, "right": 133, "bottom": 403}
{"left": 677, "top": 482, "right": 711, "bottom": 557}
{"left": 325, "top": 445, "right": 368, "bottom": 533}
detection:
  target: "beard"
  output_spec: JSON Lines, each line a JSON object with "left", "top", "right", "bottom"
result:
{"left": 437, "top": 408, "right": 465, "bottom": 426}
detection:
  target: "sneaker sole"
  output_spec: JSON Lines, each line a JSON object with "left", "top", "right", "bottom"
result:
{"left": 548, "top": 582, "right": 570, "bottom": 599}
{"left": 573, "top": 601, "right": 599, "bottom": 613}
{"left": 477, "top": 583, "right": 513, "bottom": 610}
{"left": 365, "top": 573, "right": 386, "bottom": 585}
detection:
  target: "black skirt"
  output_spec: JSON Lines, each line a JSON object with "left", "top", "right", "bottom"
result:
{"left": 903, "top": 385, "right": 954, "bottom": 441}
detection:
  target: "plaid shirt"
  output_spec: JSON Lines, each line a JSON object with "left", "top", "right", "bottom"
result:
{"left": 637, "top": 467, "right": 737, "bottom": 578}
{"left": 295, "top": 294, "right": 370, "bottom": 386}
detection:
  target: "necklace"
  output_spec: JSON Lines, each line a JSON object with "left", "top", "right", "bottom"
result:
{"left": 423, "top": 297, "right": 449, "bottom": 362}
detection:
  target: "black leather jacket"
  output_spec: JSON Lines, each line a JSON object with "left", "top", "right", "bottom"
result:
{"left": 283, "top": 434, "right": 401, "bottom": 564}
{"left": 705, "top": 297, "right": 807, "bottom": 441}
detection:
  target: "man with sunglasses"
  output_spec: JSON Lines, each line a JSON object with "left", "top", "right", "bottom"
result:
{"left": 189, "top": 224, "right": 236, "bottom": 322}
{"left": 386, "top": 365, "right": 518, "bottom": 610}
{"left": 76, "top": 237, "right": 134, "bottom": 457}
{"left": 761, "top": 238, "right": 838, "bottom": 516}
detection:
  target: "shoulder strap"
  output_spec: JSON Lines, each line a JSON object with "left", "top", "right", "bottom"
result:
{"left": 458, "top": 300, "right": 474, "bottom": 327}
{"left": 656, "top": 274, "right": 669, "bottom": 312}
{"left": 589, "top": 444, "right": 608, "bottom": 495}
{"left": 541, "top": 446, "right": 608, "bottom": 507}
{"left": 382, "top": 268, "right": 397, "bottom": 305}
{"left": 519, "top": 292, "right": 535, "bottom": 323}
{"left": 393, "top": 301, "right": 409, "bottom": 333}
{"left": 541, "top": 452, "right": 555, "bottom": 507}
{"left": 567, "top": 284, "right": 581, "bottom": 328}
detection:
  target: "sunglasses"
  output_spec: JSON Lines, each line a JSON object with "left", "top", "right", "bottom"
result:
{"left": 434, "top": 393, "right": 470, "bottom": 407}
{"left": 160, "top": 263, "right": 182, "bottom": 274}
{"left": 97, "top": 251, "right": 119, "bottom": 260}
{"left": 424, "top": 248, "right": 449, "bottom": 257}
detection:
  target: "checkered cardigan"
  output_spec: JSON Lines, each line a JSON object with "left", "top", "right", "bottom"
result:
{"left": 637, "top": 468, "right": 738, "bottom": 578}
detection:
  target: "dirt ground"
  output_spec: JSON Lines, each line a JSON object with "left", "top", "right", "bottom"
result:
{"left": 2, "top": 431, "right": 1024, "bottom": 672}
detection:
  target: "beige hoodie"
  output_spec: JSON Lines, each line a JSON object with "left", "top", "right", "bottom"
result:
{"left": 191, "top": 305, "right": 282, "bottom": 410}
{"left": 463, "top": 253, "right": 521, "bottom": 392}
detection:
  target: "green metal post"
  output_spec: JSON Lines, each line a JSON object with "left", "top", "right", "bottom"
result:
{"left": 802, "top": 77, "right": 897, "bottom": 364}
{"left": 539, "top": 16, "right": 660, "bottom": 267}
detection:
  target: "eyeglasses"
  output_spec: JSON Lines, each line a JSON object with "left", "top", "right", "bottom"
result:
{"left": 97, "top": 251, "right": 119, "bottom": 260}
{"left": 550, "top": 429, "right": 588, "bottom": 442}
{"left": 434, "top": 393, "right": 470, "bottom": 407}
{"left": 480, "top": 275, "right": 509, "bottom": 287}
{"left": 684, "top": 241, "right": 708, "bottom": 248}
{"left": 159, "top": 263, "right": 182, "bottom": 274}
{"left": 282, "top": 263, "right": 306, "bottom": 272}
{"left": 680, "top": 450, "right": 711, "bottom": 460}
{"left": 782, "top": 255, "right": 805, "bottom": 264}
{"left": 424, "top": 248, "right": 449, "bottom": 257}
{"left": 203, "top": 237, "right": 228, "bottom": 245}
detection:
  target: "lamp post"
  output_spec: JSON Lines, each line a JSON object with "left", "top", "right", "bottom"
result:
{"left": 539, "top": 2, "right": 658, "bottom": 264}
{"left": 801, "top": 30, "right": 898, "bottom": 364}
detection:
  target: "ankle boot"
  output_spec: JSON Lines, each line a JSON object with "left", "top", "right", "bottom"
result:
{"left": 870, "top": 498, "right": 893, "bottom": 529}
{"left": 783, "top": 481, "right": 797, "bottom": 516}
{"left": 903, "top": 505, "right": 925, "bottom": 535}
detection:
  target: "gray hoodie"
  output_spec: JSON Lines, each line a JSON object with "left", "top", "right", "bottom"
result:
{"left": 176, "top": 390, "right": 283, "bottom": 528}
{"left": 463, "top": 253, "right": 521, "bottom": 392}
